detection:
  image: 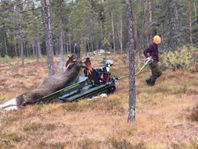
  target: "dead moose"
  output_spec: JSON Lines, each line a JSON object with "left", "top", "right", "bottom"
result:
{"left": 0, "top": 55, "right": 82, "bottom": 110}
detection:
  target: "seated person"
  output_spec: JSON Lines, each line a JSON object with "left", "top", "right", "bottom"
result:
{"left": 102, "top": 60, "right": 113, "bottom": 82}
{"left": 84, "top": 57, "right": 100, "bottom": 85}
{"left": 83, "top": 58, "right": 113, "bottom": 85}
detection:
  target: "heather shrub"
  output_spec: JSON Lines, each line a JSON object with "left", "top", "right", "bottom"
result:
{"left": 161, "top": 47, "right": 198, "bottom": 72}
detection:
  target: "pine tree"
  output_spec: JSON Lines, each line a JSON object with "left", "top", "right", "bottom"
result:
{"left": 125, "top": 0, "right": 136, "bottom": 122}
{"left": 41, "top": 0, "right": 55, "bottom": 76}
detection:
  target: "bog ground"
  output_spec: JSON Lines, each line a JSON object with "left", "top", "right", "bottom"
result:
{"left": 0, "top": 55, "right": 197, "bottom": 149}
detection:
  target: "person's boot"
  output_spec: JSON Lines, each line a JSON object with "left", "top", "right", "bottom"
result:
{"left": 146, "top": 77, "right": 155, "bottom": 86}
{"left": 146, "top": 78, "right": 152, "bottom": 86}
{"left": 149, "top": 76, "right": 156, "bottom": 86}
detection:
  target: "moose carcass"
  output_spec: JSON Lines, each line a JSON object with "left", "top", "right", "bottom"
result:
{"left": 0, "top": 55, "right": 81, "bottom": 110}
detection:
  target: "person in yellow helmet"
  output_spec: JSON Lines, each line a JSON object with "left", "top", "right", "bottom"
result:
{"left": 143, "top": 35, "right": 162, "bottom": 86}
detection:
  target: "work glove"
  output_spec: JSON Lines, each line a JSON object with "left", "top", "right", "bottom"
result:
{"left": 146, "top": 56, "right": 152, "bottom": 60}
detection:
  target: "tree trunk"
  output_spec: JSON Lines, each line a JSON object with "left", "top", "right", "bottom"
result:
{"left": 32, "top": 42, "right": 36, "bottom": 57}
{"left": 4, "top": 35, "right": 8, "bottom": 56}
{"left": 168, "top": 0, "right": 180, "bottom": 50}
{"left": 111, "top": 12, "right": 116, "bottom": 52}
{"left": 148, "top": 0, "right": 153, "bottom": 39}
{"left": 16, "top": 0, "right": 24, "bottom": 65}
{"left": 188, "top": 0, "right": 193, "bottom": 45}
{"left": 118, "top": 13, "right": 123, "bottom": 54}
{"left": 66, "top": 42, "right": 69, "bottom": 54}
{"left": 148, "top": 0, "right": 152, "bottom": 24}
{"left": 14, "top": 42, "right": 18, "bottom": 56}
{"left": 30, "top": 0, "right": 40, "bottom": 61}
{"left": 57, "top": 0, "right": 65, "bottom": 72}
{"left": 26, "top": 43, "right": 30, "bottom": 57}
{"left": 68, "top": 34, "right": 72, "bottom": 54}
{"left": 125, "top": 0, "right": 136, "bottom": 123}
{"left": 100, "top": 20, "right": 104, "bottom": 50}
{"left": 194, "top": 2, "right": 197, "bottom": 18}
{"left": 142, "top": 0, "right": 148, "bottom": 50}
{"left": 92, "top": 42, "right": 94, "bottom": 52}
{"left": 41, "top": 0, "right": 55, "bottom": 76}
{"left": 19, "top": 37, "right": 24, "bottom": 65}
{"left": 134, "top": 12, "right": 140, "bottom": 69}
{"left": 36, "top": 40, "right": 41, "bottom": 62}
{"left": 59, "top": 21, "right": 65, "bottom": 72}
{"left": 86, "top": 42, "right": 89, "bottom": 53}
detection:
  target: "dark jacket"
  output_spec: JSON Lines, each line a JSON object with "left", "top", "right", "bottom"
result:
{"left": 143, "top": 42, "right": 159, "bottom": 62}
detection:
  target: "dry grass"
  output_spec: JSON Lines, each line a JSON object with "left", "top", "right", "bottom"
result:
{"left": 62, "top": 95, "right": 125, "bottom": 115}
{"left": 0, "top": 54, "right": 197, "bottom": 149}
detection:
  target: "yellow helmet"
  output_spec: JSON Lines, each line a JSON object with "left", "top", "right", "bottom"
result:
{"left": 153, "top": 35, "right": 161, "bottom": 44}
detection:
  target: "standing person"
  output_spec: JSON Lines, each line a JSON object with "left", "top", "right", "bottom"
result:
{"left": 144, "top": 35, "right": 162, "bottom": 86}
{"left": 74, "top": 43, "right": 80, "bottom": 58}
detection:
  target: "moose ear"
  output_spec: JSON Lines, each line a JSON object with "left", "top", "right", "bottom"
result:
{"left": 65, "top": 54, "right": 79, "bottom": 68}
{"left": 68, "top": 54, "right": 74, "bottom": 58}
{"left": 65, "top": 55, "right": 74, "bottom": 67}
{"left": 83, "top": 57, "right": 90, "bottom": 64}
{"left": 65, "top": 59, "right": 69, "bottom": 67}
